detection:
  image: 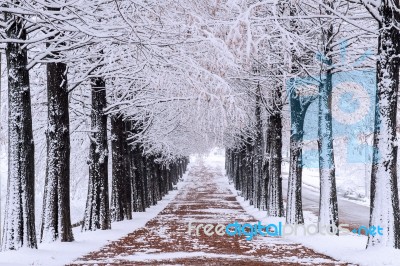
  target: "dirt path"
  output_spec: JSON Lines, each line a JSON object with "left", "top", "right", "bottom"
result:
{"left": 69, "top": 159, "right": 352, "bottom": 265}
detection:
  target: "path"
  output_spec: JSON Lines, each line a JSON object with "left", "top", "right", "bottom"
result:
{"left": 69, "top": 159, "right": 350, "bottom": 265}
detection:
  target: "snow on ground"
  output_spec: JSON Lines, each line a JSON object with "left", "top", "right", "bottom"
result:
{"left": 299, "top": 166, "right": 370, "bottom": 206}
{"left": 0, "top": 165, "right": 191, "bottom": 266}
{"left": 202, "top": 149, "right": 400, "bottom": 266}
{"left": 234, "top": 195, "right": 400, "bottom": 266}
{"left": 1, "top": 147, "right": 398, "bottom": 265}
{"left": 70, "top": 152, "right": 340, "bottom": 265}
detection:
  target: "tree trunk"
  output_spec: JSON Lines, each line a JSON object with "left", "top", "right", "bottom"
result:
{"left": 142, "top": 156, "right": 151, "bottom": 208}
{"left": 260, "top": 98, "right": 270, "bottom": 211}
{"left": 317, "top": 1, "right": 339, "bottom": 234}
{"left": 2, "top": 10, "right": 37, "bottom": 250}
{"left": 125, "top": 122, "right": 138, "bottom": 212}
{"left": 260, "top": 130, "right": 269, "bottom": 211}
{"left": 41, "top": 61, "right": 73, "bottom": 242}
{"left": 318, "top": 68, "right": 339, "bottom": 234}
{"left": 253, "top": 86, "right": 263, "bottom": 209}
{"left": 286, "top": 1, "right": 308, "bottom": 225}
{"left": 240, "top": 146, "right": 247, "bottom": 200}
{"left": 234, "top": 150, "right": 241, "bottom": 191}
{"left": 129, "top": 147, "right": 139, "bottom": 212}
{"left": 82, "top": 77, "right": 110, "bottom": 231}
{"left": 132, "top": 140, "right": 145, "bottom": 212}
{"left": 367, "top": 0, "right": 400, "bottom": 249}
{"left": 110, "top": 115, "right": 132, "bottom": 222}
{"left": 245, "top": 140, "right": 254, "bottom": 204}
{"left": 286, "top": 90, "right": 310, "bottom": 224}
{"left": 267, "top": 85, "right": 284, "bottom": 217}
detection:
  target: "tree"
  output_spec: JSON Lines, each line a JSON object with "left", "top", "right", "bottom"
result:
{"left": 40, "top": 6, "right": 73, "bottom": 243}
{"left": 363, "top": 0, "right": 400, "bottom": 249}
{"left": 40, "top": 58, "right": 73, "bottom": 242}
{"left": 110, "top": 114, "right": 132, "bottom": 221}
{"left": 1, "top": 3, "right": 37, "bottom": 250}
{"left": 252, "top": 85, "right": 263, "bottom": 209}
{"left": 266, "top": 83, "right": 284, "bottom": 217}
{"left": 82, "top": 76, "right": 110, "bottom": 231}
{"left": 317, "top": 0, "right": 339, "bottom": 234}
{"left": 285, "top": 0, "right": 308, "bottom": 226}
{"left": 286, "top": 84, "right": 313, "bottom": 224}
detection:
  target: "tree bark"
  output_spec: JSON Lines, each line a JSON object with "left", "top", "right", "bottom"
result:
{"left": 253, "top": 86, "right": 263, "bottom": 209}
{"left": 317, "top": 1, "right": 339, "bottom": 235}
{"left": 245, "top": 139, "right": 254, "bottom": 204}
{"left": 82, "top": 77, "right": 110, "bottom": 231}
{"left": 41, "top": 61, "right": 73, "bottom": 242}
{"left": 110, "top": 115, "right": 132, "bottom": 222}
{"left": 266, "top": 85, "right": 284, "bottom": 217}
{"left": 318, "top": 66, "right": 339, "bottom": 234}
{"left": 131, "top": 137, "right": 146, "bottom": 212}
{"left": 2, "top": 9, "right": 37, "bottom": 250}
{"left": 367, "top": 0, "right": 400, "bottom": 249}
{"left": 286, "top": 89, "right": 311, "bottom": 224}
{"left": 286, "top": 1, "right": 308, "bottom": 225}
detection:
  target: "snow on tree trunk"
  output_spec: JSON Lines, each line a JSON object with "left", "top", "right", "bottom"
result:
{"left": 2, "top": 11, "right": 37, "bottom": 250}
{"left": 125, "top": 122, "right": 138, "bottom": 212}
{"left": 318, "top": 70, "right": 339, "bottom": 234}
{"left": 253, "top": 86, "right": 263, "bottom": 209}
{"left": 286, "top": 2, "right": 307, "bottom": 225}
{"left": 148, "top": 156, "right": 157, "bottom": 206}
{"left": 286, "top": 87, "right": 310, "bottom": 224}
{"left": 41, "top": 61, "right": 74, "bottom": 243}
{"left": 260, "top": 126, "right": 270, "bottom": 211}
{"left": 245, "top": 139, "right": 254, "bottom": 205}
{"left": 267, "top": 86, "right": 284, "bottom": 217}
{"left": 237, "top": 149, "right": 244, "bottom": 193}
{"left": 125, "top": 120, "right": 140, "bottom": 212}
{"left": 129, "top": 147, "right": 139, "bottom": 212}
{"left": 110, "top": 115, "right": 132, "bottom": 222}
{"left": 82, "top": 77, "right": 111, "bottom": 231}
{"left": 237, "top": 149, "right": 244, "bottom": 198}
{"left": 225, "top": 149, "right": 231, "bottom": 180}
{"left": 317, "top": 1, "right": 339, "bottom": 234}
{"left": 367, "top": 0, "right": 400, "bottom": 249}
{"left": 131, "top": 133, "right": 146, "bottom": 212}
{"left": 157, "top": 163, "right": 164, "bottom": 200}
{"left": 142, "top": 156, "right": 151, "bottom": 208}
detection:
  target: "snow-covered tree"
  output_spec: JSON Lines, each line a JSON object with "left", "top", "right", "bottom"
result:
{"left": 1, "top": 1, "right": 36, "bottom": 250}
{"left": 357, "top": 0, "right": 400, "bottom": 249}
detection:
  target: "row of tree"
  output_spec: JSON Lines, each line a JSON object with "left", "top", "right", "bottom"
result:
{"left": 5, "top": 55, "right": 189, "bottom": 248}
{"left": 222, "top": 0, "right": 400, "bottom": 250}
{"left": 1, "top": 0, "right": 197, "bottom": 251}
{"left": 2, "top": 0, "right": 400, "bottom": 253}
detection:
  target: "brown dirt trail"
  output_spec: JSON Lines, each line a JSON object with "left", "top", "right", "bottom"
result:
{"left": 69, "top": 159, "right": 353, "bottom": 266}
